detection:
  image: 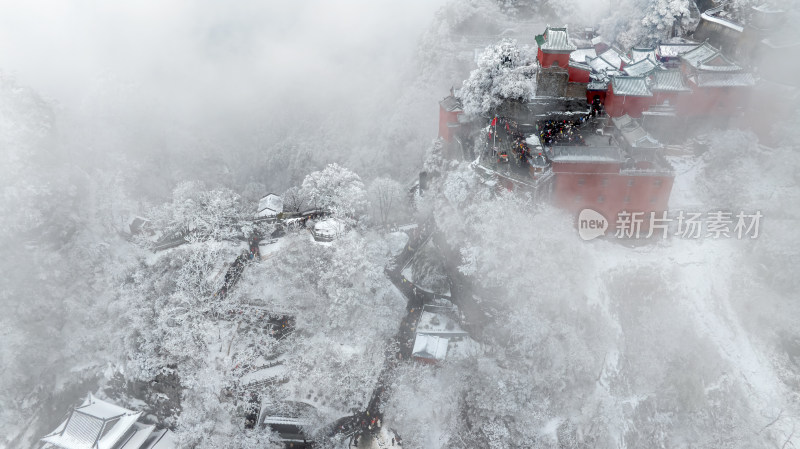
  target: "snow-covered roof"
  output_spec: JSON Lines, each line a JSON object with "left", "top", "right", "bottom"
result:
{"left": 696, "top": 53, "right": 742, "bottom": 72}
{"left": 587, "top": 80, "right": 609, "bottom": 90}
{"left": 42, "top": 394, "right": 142, "bottom": 449}
{"left": 537, "top": 26, "right": 577, "bottom": 52}
{"left": 621, "top": 126, "right": 649, "bottom": 145}
{"left": 642, "top": 101, "right": 678, "bottom": 116}
{"left": 611, "top": 76, "right": 653, "bottom": 97}
{"left": 412, "top": 335, "right": 449, "bottom": 361}
{"left": 439, "top": 95, "right": 462, "bottom": 112}
{"left": 629, "top": 134, "right": 663, "bottom": 149}
{"left": 680, "top": 41, "right": 742, "bottom": 72}
{"left": 611, "top": 114, "right": 636, "bottom": 130}
{"left": 657, "top": 42, "right": 701, "bottom": 58}
{"left": 613, "top": 118, "right": 664, "bottom": 149}
{"left": 550, "top": 146, "right": 624, "bottom": 163}
{"left": 568, "top": 60, "right": 592, "bottom": 71}
{"left": 630, "top": 47, "right": 657, "bottom": 63}
{"left": 622, "top": 57, "right": 659, "bottom": 77}
{"left": 118, "top": 423, "right": 155, "bottom": 449}
{"left": 752, "top": 2, "right": 784, "bottom": 13}
{"left": 416, "top": 311, "right": 468, "bottom": 337}
{"left": 701, "top": 7, "right": 744, "bottom": 33}
{"left": 587, "top": 55, "right": 618, "bottom": 72}
{"left": 680, "top": 41, "right": 718, "bottom": 66}
{"left": 141, "top": 429, "right": 176, "bottom": 449}
{"left": 313, "top": 219, "right": 344, "bottom": 238}
{"left": 691, "top": 72, "right": 756, "bottom": 87}
{"left": 651, "top": 69, "right": 691, "bottom": 92}
{"left": 256, "top": 193, "right": 283, "bottom": 218}
{"left": 570, "top": 47, "right": 597, "bottom": 63}
{"left": 597, "top": 48, "right": 624, "bottom": 69}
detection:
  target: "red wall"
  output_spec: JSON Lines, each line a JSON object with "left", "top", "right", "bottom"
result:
{"left": 552, "top": 163, "right": 674, "bottom": 226}
{"left": 675, "top": 86, "right": 750, "bottom": 116}
{"left": 438, "top": 106, "right": 461, "bottom": 142}
{"left": 605, "top": 87, "right": 655, "bottom": 118}
{"left": 568, "top": 65, "right": 591, "bottom": 83}
{"left": 538, "top": 49, "right": 570, "bottom": 68}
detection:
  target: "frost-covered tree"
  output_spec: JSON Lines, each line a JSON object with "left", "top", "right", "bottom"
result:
{"left": 599, "top": 0, "right": 697, "bottom": 49}
{"left": 299, "top": 163, "right": 368, "bottom": 223}
{"left": 368, "top": 176, "right": 404, "bottom": 228}
{"left": 281, "top": 185, "right": 307, "bottom": 213}
{"left": 233, "top": 231, "right": 406, "bottom": 431}
{"left": 411, "top": 242, "right": 450, "bottom": 294}
{"left": 457, "top": 39, "right": 537, "bottom": 117}
{"left": 147, "top": 181, "right": 253, "bottom": 242}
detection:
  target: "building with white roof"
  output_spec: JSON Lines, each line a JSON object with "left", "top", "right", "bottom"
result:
{"left": 412, "top": 335, "right": 450, "bottom": 363}
{"left": 255, "top": 193, "right": 283, "bottom": 221}
{"left": 41, "top": 393, "right": 175, "bottom": 449}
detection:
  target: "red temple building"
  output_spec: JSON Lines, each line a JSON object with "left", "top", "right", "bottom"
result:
{"left": 438, "top": 94, "right": 463, "bottom": 142}
{"left": 535, "top": 26, "right": 577, "bottom": 68}
{"left": 531, "top": 24, "right": 756, "bottom": 119}
{"left": 550, "top": 145, "right": 674, "bottom": 224}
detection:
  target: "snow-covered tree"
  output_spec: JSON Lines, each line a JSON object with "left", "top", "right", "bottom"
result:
{"left": 147, "top": 181, "right": 252, "bottom": 242}
{"left": 599, "top": 0, "right": 697, "bottom": 49}
{"left": 281, "top": 185, "right": 307, "bottom": 213}
{"left": 300, "top": 163, "right": 368, "bottom": 223}
{"left": 368, "top": 176, "right": 404, "bottom": 228}
{"left": 458, "top": 39, "right": 537, "bottom": 117}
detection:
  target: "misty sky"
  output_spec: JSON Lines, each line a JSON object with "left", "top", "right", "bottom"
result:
{"left": 0, "top": 0, "right": 447, "bottom": 128}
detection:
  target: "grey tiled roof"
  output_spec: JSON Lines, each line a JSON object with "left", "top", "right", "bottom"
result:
{"left": 568, "top": 60, "right": 591, "bottom": 71}
{"left": 597, "top": 48, "right": 623, "bottom": 69}
{"left": 439, "top": 95, "right": 462, "bottom": 112}
{"left": 697, "top": 53, "right": 742, "bottom": 71}
{"left": 623, "top": 57, "right": 659, "bottom": 76}
{"left": 651, "top": 69, "right": 691, "bottom": 92}
{"left": 611, "top": 76, "right": 653, "bottom": 97}
{"left": 630, "top": 47, "right": 657, "bottom": 63}
{"left": 588, "top": 80, "right": 609, "bottom": 90}
{"left": 658, "top": 43, "right": 701, "bottom": 58}
{"left": 680, "top": 42, "right": 721, "bottom": 68}
{"left": 692, "top": 72, "right": 756, "bottom": 87}
{"left": 540, "top": 26, "right": 577, "bottom": 52}
{"left": 587, "top": 55, "right": 618, "bottom": 72}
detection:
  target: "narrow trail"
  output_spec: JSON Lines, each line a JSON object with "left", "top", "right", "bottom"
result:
{"left": 332, "top": 220, "right": 437, "bottom": 443}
